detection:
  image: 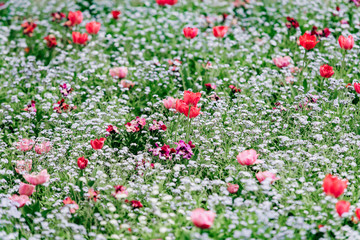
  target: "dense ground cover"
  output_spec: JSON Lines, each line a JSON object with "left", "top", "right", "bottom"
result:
{"left": 1, "top": 0, "right": 360, "bottom": 239}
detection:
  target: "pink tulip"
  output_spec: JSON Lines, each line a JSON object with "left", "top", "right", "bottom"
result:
{"left": 9, "top": 194, "right": 30, "bottom": 208}
{"left": 273, "top": 56, "right": 291, "bottom": 68}
{"left": 256, "top": 171, "right": 279, "bottom": 184}
{"left": 23, "top": 169, "right": 50, "bottom": 185}
{"left": 237, "top": 149, "right": 262, "bottom": 166}
{"left": 109, "top": 67, "right": 128, "bottom": 79}
{"left": 191, "top": 208, "right": 216, "bottom": 229}
{"left": 227, "top": 183, "right": 239, "bottom": 194}
{"left": 338, "top": 35, "right": 354, "bottom": 50}
{"left": 16, "top": 139, "right": 34, "bottom": 151}
{"left": 354, "top": 83, "right": 360, "bottom": 94}
{"left": 163, "top": 97, "right": 177, "bottom": 109}
{"left": 35, "top": 141, "right": 51, "bottom": 154}
{"left": 19, "top": 182, "right": 35, "bottom": 196}
{"left": 15, "top": 160, "right": 32, "bottom": 174}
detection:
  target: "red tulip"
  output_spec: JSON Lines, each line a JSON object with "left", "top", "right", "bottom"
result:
{"left": 77, "top": 156, "right": 88, "bottom": 169}
{"left": 44, "top": 35, "right": 57, "bottom": 48}
{"left": 90, "top": 138, "right": 106, "bottom": 150}
{"left": 176, "top": 99, "right": 189, "bottom": 115}
{"left": 72, "top": 32, "right": 88, "bottom": 45}
{"left": 183, "top": 91, "right": 201, "bottom": 106}
{"left": 356, "top": 208, "right": 360, "bottom": 220}
{"left": 299, "top": 33, "right": 319, "bottom": 50}
{"left": 336, "top": 200, "right": 350, "bottom": 217}
{"left": 156, "top": 0, "right": 178, "bottom": 6}
{"left": 354, "top": 83, "right": 360, "bottom": 94}
{"left": 187, "top": 106, "right": 201, "bottom": 118}
{"left": 86, "top": 21, "right": 101, "bottom": 35}
{"left": 338, "top": 35, "right": 354, "bottom": 50}
{"left": 323, "top": 174, "right": 347, "bottom": 198}
{"left": 183, "top": 27, "right": 198, "bottom": 39}
{"left": 111, "top": 10, "right": 121, "bottom": 20}
{"left": 67, "top": 11, "right": 83, "bottom": 26}
{"left": 213, "top": 26, "right": 228, "bottom": 38}
{"left": 319, "top": 64, "right": 334, "bottom": 78}
{"left": 175, "top": 100, "right": 201, "bottom": 118}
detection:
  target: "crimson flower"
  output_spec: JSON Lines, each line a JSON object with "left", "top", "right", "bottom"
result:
{"left": 77, "top": 156, "right": 88, "bottom": 169}
{"left": 319, "top": 64, "right": 334, "bottom": 78}
{"left": 112, "top": 10, "right": 121, "bottom": 19}
{"left": 44, "top": 35, "right": 57, "bottom": 48}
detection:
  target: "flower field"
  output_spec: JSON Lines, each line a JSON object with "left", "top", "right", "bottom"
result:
{"left": 1, "top": 0, "right": 360, "bottom": 239}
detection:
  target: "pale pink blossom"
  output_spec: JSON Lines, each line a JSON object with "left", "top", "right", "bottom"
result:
{"left": 273, "top": 56, "right": 291, "bottom": 68}
{"left": 15, "top": 160, "right": 32, "bottom": 174}
{"left": 120, "top": 79, "right": 135, "bottom": 89}
{"left": 163, "top": 97, "right": 177, "bottom": 109}
{"left": 236, "top": 149, "right": 262, "bottom": 166}
{"left": 191, "top": 208, "right": 216, "bottom": 229}
{"left": 227, "top": 183, "right": 239, "bottom": 194}
{"left": 35, "top": 141, "right": 51, "bottom": 154}
{"left": 256, "top": 171, "right": 279, "bottom": 184}
{"left": 23, "top": 169, "right": 50, "bottom": 185}
{"left": 109, "top": 67, "right": 128, "bottom": 79}
{"left": 9, "top": 195, "right": 30, "bottom": 208}
{"left": 19, "top": 182, "right": 35, "bottom": 196}
{"left": 16, "top": 139, "right": 34, "bottom": 152}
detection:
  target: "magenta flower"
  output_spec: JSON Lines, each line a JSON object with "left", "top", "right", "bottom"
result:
{"left": 149, "top": 120, "right": 167, "bottom": 131}
{"left": 23, "top": 100, "right": 36, "bottom": 112}
{"left": 149, "top": 143, "right": 176, "bottom": 160}
{"left": 125, "top": 117, "right": 146, "bottom": 132}
{"left": 174, "top": 140, "right": 194, "bottom": 159}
